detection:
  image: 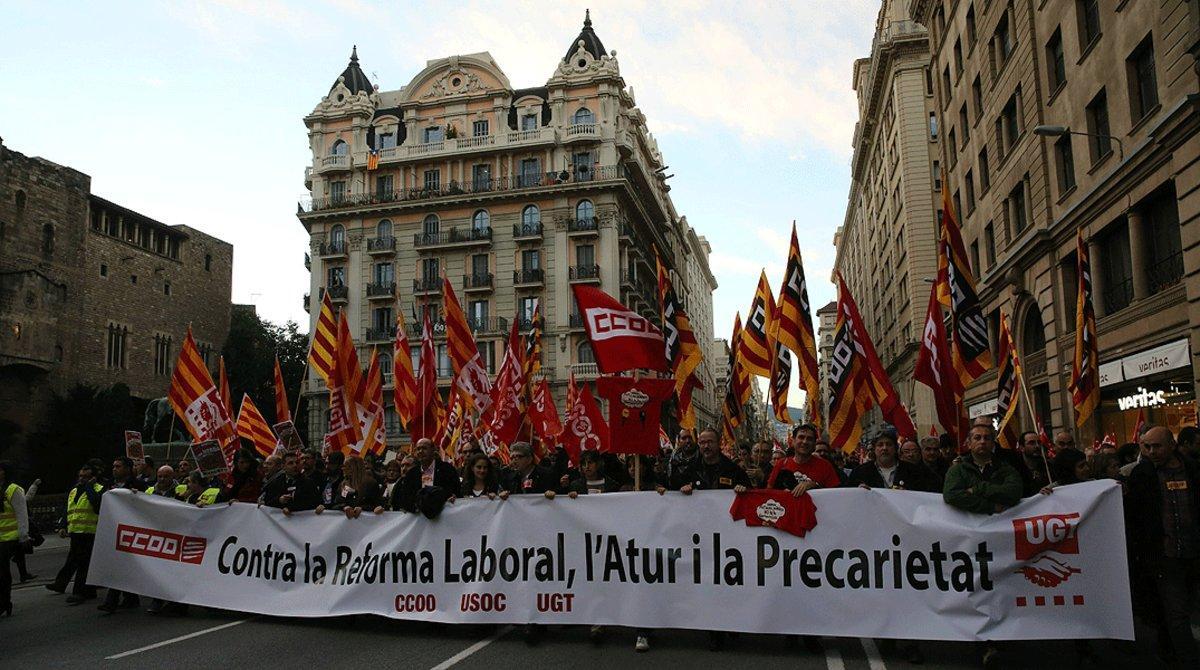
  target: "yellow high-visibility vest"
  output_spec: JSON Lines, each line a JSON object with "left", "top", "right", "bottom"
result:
{"left": 0, "top": 483, "right": 23, "bottom": 542}
{"left": 66, "top": 482, "right": 104, "bottom": 534}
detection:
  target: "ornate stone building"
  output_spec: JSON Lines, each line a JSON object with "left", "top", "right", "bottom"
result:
{"left": 910, "top": 0, "right": 1200, "bottom": 439}
{"left": 0, "top": 138, "right": 233, "bottom": 462}
{"left": 298, "top": 14, "right": 718, "bottom": 444}
{"left": 834, "top": 0, "right": 942, "bottom": 436}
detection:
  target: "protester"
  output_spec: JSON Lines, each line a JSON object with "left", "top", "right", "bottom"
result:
{"left": 1016, "top": 431, "right": 1051, "bottom": 497}
{"left": 381, "top": 459, "right": 403, "bottom": 507}
{"left": 849, "top": 427, "right": 938, "bottom": 492}
{"left": 938, "top": 432, "right": 957, "bottom": 465}
{"left": 218, "top": 450, "right": 263, "bottom": 503}
{"left": 261, "top": 454, "right": 283, "bottom": 488}
{"left": 176, "top": 457, "right": 193, "bottom": 482}
{"left": 98, "top": 458, "right": 144, "bottom": 613}
{"left": 459, "top": 453, "right": 500, "bottom": 499}
{"left": 1091, "top": 452, "right": 1120, "bottom": 480}
{"left": 320, "top": 451, "right": 346, "bottom": 508}
{"left": 320, "top": 456, "right": 381, "bottom": 518}
{"left": 1120, "top": 439, "right": 1151, "bottom": 479}
{"left": 768, "top": 423, "right": 841, "bottom": 496}
{"left": 500, "top": 442, "right": 556, "bottom": 499}
{"left": 12, "top": 475, "right": 39, "bottom": 584}
{"left": 395, "top": 438, "right": 460, "bottom": 516}
{"left": 814, "top": 439, "right": 850, "bottom": 485}
{"left": 398, "top": 453, "right": 417, "bottom": 481}
{"left": 261, "top": 451, "right": 319, "bottom": 514}
{"left": 666, "top": 429, "right": 697, "bottom": 486}
{"left": 1049, "top": 449, "right": 1091, "bottom": 488}
{"left": 1124, "top": 426, "right": 1200, "bottom": 666}
{"left": 898, "top": 438, "right": 921, "bottom": 466}
{"left": 745, "top": 441, "right": 774, "bottom": 488}
{"left": 1177, "top": 426, "right": 1200, "bottom": 461}
{"left": 136, "top": 457, "right": 156, "bottom": 489}
{"left": 0, "top": 461, "right": 30, "bottom": 618}
{"left": 184, "top": 471, "right": 220, "bottom": 507}
{"left": 562, "top": 450, "right": 622, "bottom": 645}
{"left": 145, "top": 465, "right": 178, "bottom": 498}
{"left": 48, "top": 462, "right": 104, "bottom": 604}
{"left": 1053, "top": 430, "right": 1078, "bottom": 452}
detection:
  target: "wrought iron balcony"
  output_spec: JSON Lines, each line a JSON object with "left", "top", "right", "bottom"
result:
{"left": 413, "top": 277, "right": 440, "bottom": 294}
{"left": 406, "top": 318, "right": 448, "bottom": 337}
{"left": 513, "top": 268, "right": 544, "bottom": 286}
{"left": 320, "top": 285, "right": 348, "bottom": 302}
{"left": 367, "top": 236, "right": 396, "bottom": 254}
{"left": 1148, "top": 252, "right": 1184, "bottom": 294}
{"left": 567, "top": 217, "right": 599, "bottom": 234}
{"left": 465, "top": 316, "right": 508, "bottom": 334}
{"left": 318, "top": 240, "right": 347, "bottom": 257}
{"left": 365, "top": 326, "right": 396, "bottom": 342}
{"left": 366, "top": 282, "right": 396, "bottom": 298}
{"left": 569, "top": 264, "right": 601, "bottom": 282}
{"left": 1102, "top": 277, "right": 1133, "bottom": 315}
{"left": 463, "top": 273, "right": 494, "bottom": 291}
{"left": 414, "top": 227, "right": 492, "bottom": 248}
{"left": 512, "top": 223, "right": 543, "bottom": 240}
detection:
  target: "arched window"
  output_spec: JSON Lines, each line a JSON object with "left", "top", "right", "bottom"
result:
{"left": 577, "top": 340, "right": 596, "bottom": 364}
{"left": 575, "top": 199, "right": 594, "bottom": 224}
{"left": 472, "top": 209, "right": 491, "bottom": 233}
{"left": 522, "top": 205, "right": 540, "bottom": 229}
{"left": 378, "top": 353, "right": 393, "bottom": 376}
{"left": 330, "top": 224, "right": 346, "bottom": 245}
{"left": 41, "top": 224, "right": 54, "bottom": 256}
{"left": 376, "top": 219, "right": 393, "bottom": 239}
{"left": 423, "top": 214, "right": 439, "bottom": 235}
{"left": 1021, "top": 302, "right": 1046, "bottom": 354}
{"left": 573, "top": 108, "right": 594, "bottom": 125}
{"left": 331, "top": 139, "right": 348, "bottom": 156}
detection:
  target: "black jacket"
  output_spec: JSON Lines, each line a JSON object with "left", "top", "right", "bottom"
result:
{"left": 1125, "top": 454, "right": 1200, "bottom": 564}
{"left": 568, "top": 475, "right": 621, "bottom": 495}
{"left": 501, "top": 464, "right": 559, "bottom": 495}
{"left": 394, "top": 460, "right": 460, "bottom": 512}
{"left": 261, "top": 473, "right": 320, "bottom": 511}
{"left": 332, "top": 478, "right": 383, "bottom": 510}
{"left": 847, "top": 460, "right": 939, "bottom": 492}
{"left": 671, "top": 455, "right": 750, "bottom": 491}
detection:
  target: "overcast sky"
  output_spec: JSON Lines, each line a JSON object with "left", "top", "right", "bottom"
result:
{"left": 1, "top": 0, "right": 879, "bottom": 400}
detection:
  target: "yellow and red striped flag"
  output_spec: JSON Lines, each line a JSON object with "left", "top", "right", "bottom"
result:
{"left": 273, "top": 356, "right": 290, "bottom": 423}
{"left": 392, "top": 312, "right": 418, "bottom": 431}
{"left": 168, "top": 327, "right": 236, "bottom": 452}
{"left": 334, "top": 310, "right": 366, "bottom": 447}
{"left": 775, "top": 222, "right": 822, "bottom": 427}
{"left": 236, "top": 393, "right": 277, "bottom": 458}
{"left": 307, "top": 292, "right": 338, "bottom": 385}
{"left": 739, "top": 271, "right": 775, "bottom": 378}
{"left": 362, "top": 347, "right": 387, "bottom": 457}
{"left": 935, "top": 171, "right": 992, "bottom": 387}
{"left": 656, "top": 253, "right": 705, "bottom": 429}
{"left": 442, "top": 277, "right": 493, "bottom": 413}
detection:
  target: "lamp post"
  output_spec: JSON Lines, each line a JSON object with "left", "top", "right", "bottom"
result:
{"left": 1033, "top": 125, "right": 1124, "bottom": 160}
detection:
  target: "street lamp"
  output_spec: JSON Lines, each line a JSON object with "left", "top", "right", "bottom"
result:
{"left": 1033, "top": 125, "right": 1124, "bottom": 160}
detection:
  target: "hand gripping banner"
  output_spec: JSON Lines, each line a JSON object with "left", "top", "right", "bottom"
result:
{"left": 90, "top": 481, "right": 1132, "bottom": 640}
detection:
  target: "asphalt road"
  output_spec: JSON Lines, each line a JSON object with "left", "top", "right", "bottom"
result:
{"left": 4, "top": 538, "right": 1193, "bottom": 669}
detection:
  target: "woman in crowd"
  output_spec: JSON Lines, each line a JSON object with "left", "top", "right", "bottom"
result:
{"left": 184, "top": 471, "right": 220, "bottom": 506}
{"left": 459, "top": 453, "right": 500, "bottom": 499}
{"left": 218, "top": 450, "right": 263, "bottom": 503}
{"left": 326, "top": 456, "right": 381, "bottom": 518}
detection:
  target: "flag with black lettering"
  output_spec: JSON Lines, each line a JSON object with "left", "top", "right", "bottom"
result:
{"left": 739, "top": 271, "right": 775, "bottom": 378}
{"left": 936, "top": 172, "right": 992, "bottom": 386}
{"left": 995, "top": 312, "right": 1023, "bottom": 450}
{"left": 656, "top": 253, "right": 705, "bottom": 429}
{"left": 775, "top": 222, "right": 821, "bottom": 426}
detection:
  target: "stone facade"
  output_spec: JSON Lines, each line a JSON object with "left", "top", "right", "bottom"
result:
{"left": 0, "top": 139, "right": 233, "bottom": 461}
{"left": 815, "top": 300, "right": 838, "bottom": 422}
{"left": 298, "top": 15, "right": 718, "bottom": 446}
{"left": 834, "top": 0, "right": 943, "bottom": 437}
{"left": 909, "top": 0, "right": 1200, "bottom": 439}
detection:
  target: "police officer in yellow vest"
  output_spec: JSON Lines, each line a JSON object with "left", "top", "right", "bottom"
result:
{"left": 47, "top": 462, "right": 105, "bottom": 604}
{"left": 184, "top": 470, "right": 220, "bottom": 507}
{"left": 1, "top": 461, "right": 30, "bottom": 617}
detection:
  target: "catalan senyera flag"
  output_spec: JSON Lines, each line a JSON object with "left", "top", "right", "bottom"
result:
{"left": 775, "top": 222, "right": 822, "bottom": 427}
{"left": 936, "top": 172, "right": 992, "bottom": 387}
{"left": 392, "top": 312, "right": 418, "bottom": 431}
{"left": 1068, "top": 230, "right": 1100, "bottom": 426}
{"left": 913, "top": 278, "right": 965, "bottom": 444}
{"left": 168, "top": 327, "right": 236, "bottom": 450}
{"left": 739, "top": 271, "right": 775, "bottom": 378}
{"left": 362, "top": 347, "right": 387, "bottom": 456}
{"left": 273, "top": 356, "right": 291, "bottom": 424}
{"left": 655, "top": 253, "right": 705, "bottom": 429}
{"left": 218, "top": 356, "right": 232, "bottom": 420}
{"left": 436, "top": 387, "right": 469, "bottom": 462}
{"left": 333, "top": 310, "right": 366, "bottom": 447}
{"left": 442, "top": 277, "right": 493, "bottom": 414}
{"left": 995, "top": 312, "right": 1023, "bottom": 450}
{"left": 411, "top": 310, "right": 443, "bottom": 441}
{"left": 308, "top": 292, "right": 338, "bottom": 385}
{"left": 236, "top": 393, "right": 277, "bottom": 459}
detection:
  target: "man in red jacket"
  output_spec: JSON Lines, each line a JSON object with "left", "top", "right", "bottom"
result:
{"left": 768, "top": 423, "right": 841, "bottom": 495}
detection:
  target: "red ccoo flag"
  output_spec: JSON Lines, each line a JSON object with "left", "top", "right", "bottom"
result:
{"left": 236, "top": 393, "right": 277, "bottom": 459}
{"left": 560, "top": 378, "right": 610, "bottom": 456}
{"left": 528, "top": 377, "right": 564, "bottom": 442}
{"left": 914, "top": 278, "right": 965, "bottom": 445}
{"left": 572, "top": 285, "right": 668, "bottom": 374}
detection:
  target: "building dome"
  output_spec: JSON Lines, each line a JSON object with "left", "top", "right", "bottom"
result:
{"left": 331, "top": 45, "right": 373, "bottom": 95}
{"left": 563, "top": 10, "right": 607, "bottom": 62}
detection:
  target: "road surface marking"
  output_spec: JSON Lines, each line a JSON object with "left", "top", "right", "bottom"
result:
{"left": 105, "top": 618, "right": 252, "bottom": 659}
{"left": 860, "top": 638, "right": 887, "bottom": 670}
{"left": 825, "top": 647, "right": 845, "bottom": 670}
{"left": 427, "top": 625, "right": 513, "bottom": 670}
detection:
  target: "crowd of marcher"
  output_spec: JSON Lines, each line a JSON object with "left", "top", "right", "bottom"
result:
{"left": 1, "top": 420, "right": 1197, "bottom": 668}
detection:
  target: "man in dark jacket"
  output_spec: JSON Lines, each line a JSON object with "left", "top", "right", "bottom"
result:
{"left": 849, "top": 427, "right": 938, "bottom": 492}
{"left": 98, "top": 457, "right": 144, "bottom": 612}
{"left": 671, "top": 428, "right": 750, "bottom": 493}
{"left": 395, "top": 438, "right": 460, "bottom": 513}
{"left": 500, "top": 442, "right": 558, "bottom": 497}
{"left": 1125, "top": 425, "right": 1200, "bottom": 665}
{"left": 261, "top": 451, "right": 319, "bottom": 514}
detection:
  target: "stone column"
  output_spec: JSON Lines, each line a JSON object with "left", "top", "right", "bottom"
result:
{"left": 1088, "top": 236, "right": 1106, "bottom": 318}
{"left": 1127, "top": 208, "right": 1150, "bottom": 300}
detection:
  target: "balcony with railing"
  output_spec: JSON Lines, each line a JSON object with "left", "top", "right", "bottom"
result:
{"left": 566, "top": 217, "right": 599, "bottom": 234}
{"left": 1148, "top": 252, "right": 1184, "bottom": 294}
{"left": 366, "top": 281, "right": 396, "bottom": 299}
{"left": 463, "top": 272, "right": 494, "bottom": 292}
{"left": 406, "top": 318, "right": 448, "bottom": 338}
{"left": 414, "top": 226, "right": 492, "bottom": 249}
{"left": 320, "top": 285, "right": 348, "bottom": 302}
{"left": 513, "top": 268, "right": 544, "bottom": 287}
{"left": 318, "top": 154, "right": 351, "bottom": 173}
{"left": 1102, "top": 277, "right": 1134, "bottom": 315}
{"left": 372, "top": 127, "right": 555, "bottom": 165}
{"left": 300, "top": 165, "right": 623, "bottom": 213}
{"left": 318, "top": 240, "right": 347, "bottom": 258}
{"left": 413, "top": 277, "right": 440, "bottom": 294}
{"left": 569, "top": 363, "right": 600, "bottom": 379}
{"left": 516, "top": 318, "right": 538, "bottom": 332}
{"left": 564, "top": 123, "right": 599, "bottom": 141}
{"left": 367, "top": 236, "right": 396, "bottom": 254}
{"left": 365, "top": 326, "right": 396, "bottom": 342}
{"left": 512, "top": 223, "right": 543, "bottom": 241}
{"left": 569, "top": 264, "right": 601, "bottom": 282}
{"left": 465, "top": 316, "right": 508, "bottom": 335}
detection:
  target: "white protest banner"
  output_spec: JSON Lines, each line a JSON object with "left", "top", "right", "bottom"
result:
{"left": 89, "top": 480, "right": 1132, "bottom": 640}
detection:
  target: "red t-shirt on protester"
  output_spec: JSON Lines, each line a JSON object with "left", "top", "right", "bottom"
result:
{"left": 767, "top": 455, "right": 841, "bottom": 490}
{"left": 595, "top": 377, "right": 675, "bottom": 456}
{"left": 729, "top": 489, "right": 818, "bottom": 538}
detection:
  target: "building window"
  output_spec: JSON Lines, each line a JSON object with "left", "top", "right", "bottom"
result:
{"left": 372, "top": 307, "right": 393, "bottom": 333}
{"left": 953, "top": 190, "right": 963, "bottom": 221}
{"left": 330, "top": 180, "right": 346, "bottom": 204}
{"left": 941, "top": 66, "right": 951, "bottom": 103}
{"left": 576, "top": 243, "right": 595, "bottom": 268}
{"left": 932, "top": 160, "right": 941, "bottom": 189}
{"left": 472, "top": 209, "right": 490, "bottom": 233}
{"left": 959, "top": 104, "right": 970, "bottom": 145}
{"left": 374, "top": 262, "right": 394, "bottom": 285}
{"left": 378, "top": 353, "right": 393, "bottom": 377}
{"left": 421, "top": 258, "right": 439, "bottom": 281}
{"left": 575, "top": 199, "right": 595, "bottom": 225}
{"left": 572, "top": 108, "right": 594, "bottom": 125}
{"left": 377, "top": 219, "right": 392, "bottom": 239}
{"left": 153, "top": 334, "right": 172, "bottom": 376}
{"left": 379, "top": 132, "right": 396, "bottom": 149}
{"left": 130, "top": 274, "right": 137, "bottom": 285}
{"left": 1047, "top": 28, "right": 1066, "bottom": 92}
{"left": 966, "top": 4, "right": 977, "bottom": 48}
{"left": 1127, "top": 35, "right": 1159, "bottom": 124}
{"left": 519, "top": 297, "right": 538, "bottom": 324}
{"left": 423, "top": 214, "right": 439, "bottom": 235}
{"left": 423, "top": 169, "right": 440, "bottom": 191}
{"left": 1099, "top": 222, "right": 1133, "bottom": 314}
{"left": 478, "top": 341, "right": 496, "bottom": 374}
{"left": 984, "top": 223, "right": 996, "bottom": 268}
{"left": 948, "top": 129, "right": 957, "bottom": 166}
{"left": 423, "top": 126, "right": 444, "bottom": 143}
{"left": 521, "top": 205, "right": 540, "bottom": 230}
{"left": 327, "top": 266, "right": 345, "bottom": 287}
{"left": 971, "top": 76, "right": 983, "bottom": 117}
{"left": 978, "top": 148, "right": 990, "bottom": 193}
{"left": 471, "top": 253, "right": 488, "bottom": 278}
{"left": 1055, "top": 135, "right": 1076, "bottom": 194}
{"left": 929, "top": 112, "right": 938, "bottom": 140}
{"left": 163, "top": 281, "right": 171, "bottom": 296}
{"left": 41, "top": 224, "right": 54, "bottom": 257}
{"left": 953, "top": 39, "right": 963, "bottom": 78}
{"left": 970, "top": 241, "right": 981, "bottom": 276}
{"left": 331, "top": 140, "right": 348, "bottom": 156}
{"left": 1008, "top": 180, "right": 1028, "bottom": 234}
{"left": 577, "top": 340, "right": 596, "bottom": 364}
{"left": 521, "top": 114, "right": 538, "bottom": 131}
{"left": 105, "top": 213, "right": 119, "bottom": 236}
{"left": 1085, "top": 89, "right": 1112, "bottom": 163}
{"left": 1078, "top": 0, "right": 1101, "bottom": 49}
{"left": 329, "top": 224, "right": 345, "bottom": 251}
{"left": 518, "top": 158, "right": 540, "bottom": 187}
{"left": 1145, "top": 187, "right": 1183, "bottom": 293}
{"left": 924, "top": 67, "right": 933, "bottom": 95}
{"left": 472, "top": 164, "right": 491, "bottom": 191}
{"left": 997, "top": 89, "right": 1021, "bottom": 161}
{"left": 100, "top": 263, "right": 108, "bottom": 277}
{"left": 993, "top": 10, "right": 1013, "bottom": 71}
{"left": 521, "top": 249, "right": 541, "bottom": 271}
{"left": 437, "top": 344, "right": 452, "bottom": 377}
{"left": 965, "top": 169, "right": 976, "bottom": 211}
{"left": 375, "top": 175, "right": 394, "bottom": 198}
{"left": 1021, "top": 303, "right": 1046, "bottom": 354}
{"left": 573, "top": 151, "right": 594, "bottom": 181}
{"left": 472, "top": 120, "right": 489, "bottom": 137}
{"left": 106, "top": 324, "right": 128, "bottom": 370}
{"left": 468, "top": 300, "right": 488, "bottom": 327}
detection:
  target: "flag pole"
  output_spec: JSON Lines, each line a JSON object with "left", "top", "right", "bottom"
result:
{"left": 291, "top": 355, "right": 310, "bottom": 428}
{"left": 1015, "top": 366, "right": 1054, "bottom": 485}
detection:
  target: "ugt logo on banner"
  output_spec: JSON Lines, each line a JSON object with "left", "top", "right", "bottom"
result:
{"left": 1012, "top": 513, "right": 1082, "bottom": 588}
{"left": 116, "top": 524, "right": 207, "bottom": 565}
